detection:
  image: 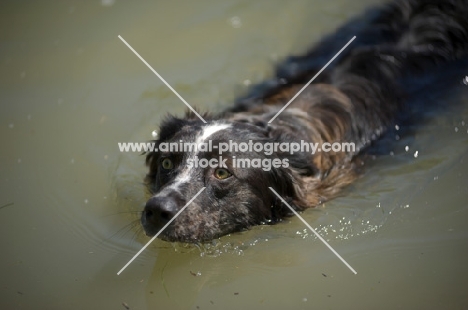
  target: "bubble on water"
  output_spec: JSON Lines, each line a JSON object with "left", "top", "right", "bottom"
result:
{"left": 455, "top": 127, "right": 459, "bottom": 132}
{"left": 243, "top": 79, "right": 251, "bottom": 86}
{"left": 101, "top": 0, "right": 115, "bottom": 6}
{"left": 151, "top": 130, "right": 158, "bottom": 138}
{"left": 405, "top": 145, "right": 409, "bottom": 152}
{"left": 70, "top": 158, "right": 75, "bottom": 164}
{"left": 395, "top": 124, "right": 400, "bottom": 130}
{"left": 104, "top": 155, "right": 109, "bottom": 160}
{"left": 27, "top": 114, "right": 31, "bottom": 120}
{"left": 463, "top": 76, "right": 468, "bottom": 85}
{"left": 302, "top": 298, "right": 308, "bottom": 302}
{"left": 20, "top": 71, "right": 26, "bottom": 78}
{"left": 84, "top": 199, "right": 89, "bottom": 204}
{"left": 8, "top": 123, "right": 14, "bottom": 129}
{"left": 229, "top": 16, "right": 242, "bottom": 28}
{"left": 17, "top": 158, "right": 22, "bottom": 164}
{"left": 414, "top": 150, "right": 418, "bottom": 158}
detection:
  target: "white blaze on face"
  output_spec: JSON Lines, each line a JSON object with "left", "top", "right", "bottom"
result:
{"left": 158, "top": 123, "right": 231, "bottom": 195}
{"left": 196, "top": 123, "right": 231, "bottom": 144}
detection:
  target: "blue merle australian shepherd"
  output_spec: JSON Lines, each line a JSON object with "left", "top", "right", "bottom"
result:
{"left": 142, "top": 0, "right": 468, "bottom": 243}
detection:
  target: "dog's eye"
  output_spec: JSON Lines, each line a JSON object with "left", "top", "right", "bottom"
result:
{"left": 161, "top": 158, "right": 174, "bottom": 170}
{"left": 214, "top": 168, "right": 231, "bottom": 180}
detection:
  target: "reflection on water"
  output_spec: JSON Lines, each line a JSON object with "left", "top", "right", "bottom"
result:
{"left": 1, "top": 0, "right": 468, "bottom": 309}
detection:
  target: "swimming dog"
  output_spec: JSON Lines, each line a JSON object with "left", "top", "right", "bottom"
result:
{"left": 142, "top": 0, "right": 468, "bottom": 242}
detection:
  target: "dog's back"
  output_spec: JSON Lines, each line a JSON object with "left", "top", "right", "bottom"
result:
{"left": 234, "top": 0, "right": 468, "bottom": 111}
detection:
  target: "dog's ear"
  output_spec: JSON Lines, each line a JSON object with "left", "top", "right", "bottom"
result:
{"left": 266, "top": 166, "right": 307, "bottom": 220}
{"left": 145, "top": 114, "right": 186, "bottom": 186}
{"left": 158, "top": 114, "right": 191, "bottom": 141}
{"left": 144, "top": 140, "right": 161, "bottom": 189}
{"left": 184, "top": 109, "right": 213, "bottom": 121}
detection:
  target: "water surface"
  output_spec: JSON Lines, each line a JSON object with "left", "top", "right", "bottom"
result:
{"left": 1, "top": 0, "right": 468, "bottom": 309}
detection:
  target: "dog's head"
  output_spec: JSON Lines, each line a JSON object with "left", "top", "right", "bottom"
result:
{"left": 142, "top": 114, "right": 308, "bottom": 242}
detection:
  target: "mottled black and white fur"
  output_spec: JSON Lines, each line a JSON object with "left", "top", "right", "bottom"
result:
{"left": 142, "top": 0, "right": 468, "bottom": 243}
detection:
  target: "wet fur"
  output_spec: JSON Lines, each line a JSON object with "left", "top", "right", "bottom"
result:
{"left": 143, "top": 0, "right": 468, "bottom": 242}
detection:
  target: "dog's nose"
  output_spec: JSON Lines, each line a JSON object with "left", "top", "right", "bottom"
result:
{"left": 143, "top": 196, "right": 179, "bottom": 227}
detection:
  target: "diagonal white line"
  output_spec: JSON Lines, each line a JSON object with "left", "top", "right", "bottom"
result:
{"left": 117, "top": 187, "right": 206, "bottom": 275}
{"left": 268, "top": 36, "right": 356, "bottom": 123}
{"left": 118, "top": 35, "right": 207, "bottom": 123}
{"left": 268, "top": 187, "right": 357, "bottom": 274}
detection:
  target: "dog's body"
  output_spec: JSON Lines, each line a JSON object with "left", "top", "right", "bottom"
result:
{"left": 142, "top": 0, "right": 468, "bottom": 242}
